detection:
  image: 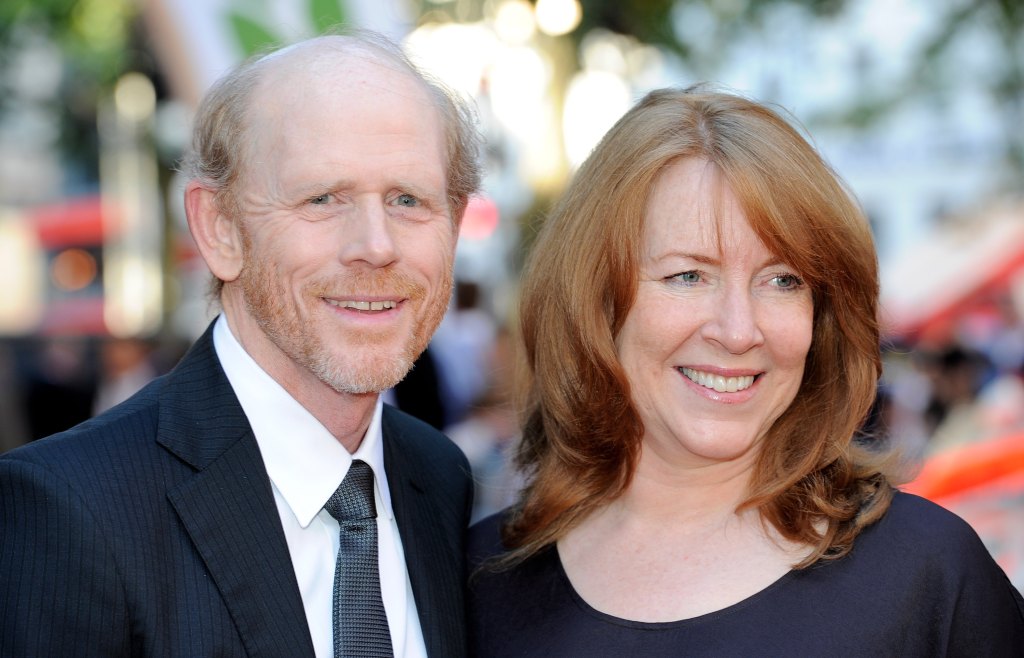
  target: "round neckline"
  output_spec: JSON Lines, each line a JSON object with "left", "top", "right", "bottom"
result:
{"left": 549, "top": 544, "right": 800, "bottom": 629}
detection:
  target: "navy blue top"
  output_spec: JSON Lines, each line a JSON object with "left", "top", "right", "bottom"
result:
{"left": 468, "top": 492, "right": 1024, "bottom": 657}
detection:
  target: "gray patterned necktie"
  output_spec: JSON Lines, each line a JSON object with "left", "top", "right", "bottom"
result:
{"left": 323, "top": 460, "right": 394, "bottom": 657}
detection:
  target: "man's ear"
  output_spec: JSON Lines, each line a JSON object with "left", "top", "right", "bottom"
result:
{"left": 184, "top": 181, "right": 244, "bottom": 283}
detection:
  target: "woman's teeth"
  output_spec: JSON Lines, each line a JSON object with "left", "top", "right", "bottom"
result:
{"left": 680, "top": 367, "right": 755, "bottom": 393}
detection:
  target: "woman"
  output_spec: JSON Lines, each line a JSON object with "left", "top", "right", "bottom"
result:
{"left": 467, "top": 86, "right": 1024, "bottom": 655}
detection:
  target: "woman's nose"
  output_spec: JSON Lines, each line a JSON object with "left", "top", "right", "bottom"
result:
{"left": 701, "top": 286, "right": 765, "bottom": 355}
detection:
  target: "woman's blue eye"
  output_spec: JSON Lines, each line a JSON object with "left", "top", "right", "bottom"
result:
{"left": 395, "top": 194, "right": 418, "bottom": 207}
{"left": 310, "top": 194, "right": 330, "bottom": 205}
{"left": 674, "top": 271, "right": 701, "bottom": 284}
{"left": 771, "top": 274, "right": 803, "bottom": 289}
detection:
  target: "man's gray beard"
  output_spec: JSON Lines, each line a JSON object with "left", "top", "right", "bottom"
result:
{"left": 308, "top": 341, "right": 419, "bottom": 395}
{"left": 236, "top": 220, "right": 453, "bottom": 396}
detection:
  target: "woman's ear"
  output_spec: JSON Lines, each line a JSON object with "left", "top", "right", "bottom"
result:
{"left": 184, "top": 181, "right": 244, "bottom": 283}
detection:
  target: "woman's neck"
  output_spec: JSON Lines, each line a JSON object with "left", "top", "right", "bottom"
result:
{"left": 613, "top": 442, "right": 757, "bottom": 524}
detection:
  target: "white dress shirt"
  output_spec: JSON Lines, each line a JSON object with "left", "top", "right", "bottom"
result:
{"left": 213, "top": 316, "right": 427, "bottom": 658}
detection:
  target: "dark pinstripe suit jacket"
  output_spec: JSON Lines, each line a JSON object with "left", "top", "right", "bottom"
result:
{"left": 0, "top": 323, "right": 474, "bottom": 657}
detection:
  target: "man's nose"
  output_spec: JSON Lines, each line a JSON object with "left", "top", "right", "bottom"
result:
{"left": 338, "top": 199, "right": 398, "bottom": 268}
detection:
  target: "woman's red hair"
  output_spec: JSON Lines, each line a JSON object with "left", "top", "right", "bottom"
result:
{"left": 504, "top": 86, "right": 896, "bottom": 568}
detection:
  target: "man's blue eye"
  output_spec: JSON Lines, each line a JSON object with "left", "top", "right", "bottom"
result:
{"left": 310, "top": 194, "right": 330, "bottom": 205}
{"left": 395, "top": 194, "right": 418, "bottom": 207}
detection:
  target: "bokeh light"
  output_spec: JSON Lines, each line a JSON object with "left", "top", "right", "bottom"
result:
{"left": 50, "top": 248, "right": 98, "bottom": 292}
{"left": 535, "top": 0, "right": 582, "bottom": 37}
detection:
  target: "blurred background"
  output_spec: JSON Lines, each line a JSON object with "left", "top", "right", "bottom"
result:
{"left": 1, "top": 0, "right": 1022, "bottom": 585}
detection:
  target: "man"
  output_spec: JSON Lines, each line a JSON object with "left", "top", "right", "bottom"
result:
{"left": 0, "top": 31, "right": 481, "bottom": 657}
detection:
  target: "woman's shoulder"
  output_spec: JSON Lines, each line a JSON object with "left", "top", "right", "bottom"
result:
{"left": 854, "top": 491, "right": 1023, "bottom": 607}
{"left": 467, "top": 507, "right": 561, "bottom": 589}
{"left": 467, "top": 507, "right": 564, "bottom": 620}
{"left": 854, "top": 490, "right": 994, "bottom": 574}
{"left": 864, "top": 491, "right": 1024, "bottom": 640}
{"left": 876, "top": 490, "right": 989, "bottom": 555}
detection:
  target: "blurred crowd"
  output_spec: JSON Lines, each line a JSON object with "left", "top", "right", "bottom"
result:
{"left": 0, "top": 333, "right": 189, "bottom": 453}
{"left": 881, "top": 293, "right": 1024, "bottom": 462}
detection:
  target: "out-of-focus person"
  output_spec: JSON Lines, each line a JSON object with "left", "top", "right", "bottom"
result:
{"left": 22, "top": 336, "right": 95, "bottom": 439}
{"left": 92, "top": 336, "right": 157, "bottom": 415}
{"left": 446, "top": 327, "right": 521, "bottom": 522}
{"left": 467, "top": 86, "right": 1024, "bottom": 655}
{"left": 431, "top": 279, "right": 499, "bottom": 427}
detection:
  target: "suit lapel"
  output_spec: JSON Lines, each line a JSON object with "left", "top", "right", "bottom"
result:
{"left": 157, "top": 325, "right": 315, "bottom": 658}
{"left": 383, "top": 410, "right": 465, "bottom": 657}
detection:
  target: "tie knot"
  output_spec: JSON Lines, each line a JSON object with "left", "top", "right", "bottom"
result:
{"left": 324, "top": 460, "right": 377, "bottom": 521}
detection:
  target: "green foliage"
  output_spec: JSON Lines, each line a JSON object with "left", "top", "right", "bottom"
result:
{"left": 577, "top": 0, "right": 680, "bottom": 55}
{"left": 0, "top": 0, "right": 75, "bottom": 35}
{"left": 227, "top": 11, "right": 283, "bottom": 57}
{"left": 0, "top": 0, "right": 140, "bottom": 183}
{"left": 228, "top": 0, "right": 350, "bottom": 57}
{"left": 310, "top": 0, "right": 348, "bottom": 33}
{"left": 0, "top": 0, "right": 136, "bottom": 86}
{"left": 573, "top": 0, "right": 849, "bottom": 58}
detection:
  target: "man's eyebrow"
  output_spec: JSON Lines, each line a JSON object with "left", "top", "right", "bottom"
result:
{"left": 289, "top": 179, "right": 355, "bottom": 196}
{"left": 392, "top": 178, "right": 445, "bottom": 196}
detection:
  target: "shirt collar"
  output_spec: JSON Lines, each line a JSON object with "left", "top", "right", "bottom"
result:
{"left": 212, "top": 314, "right": 394, "bottom": 528}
